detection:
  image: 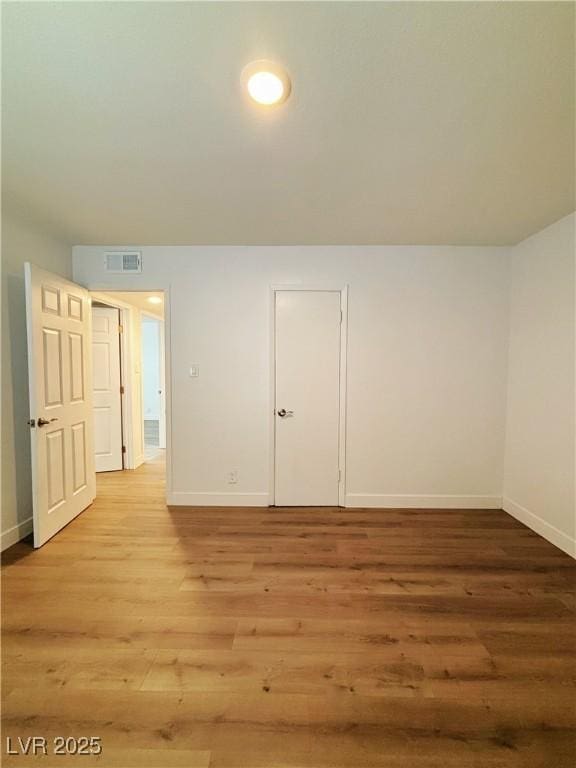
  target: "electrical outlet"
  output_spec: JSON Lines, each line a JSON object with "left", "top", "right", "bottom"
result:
{"left": 227, "top": 471, "right": 238, "bottom": 484}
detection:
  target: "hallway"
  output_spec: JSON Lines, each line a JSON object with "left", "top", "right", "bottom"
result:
{"left": 2, "top": 457, "right": 576, "bottom": 767}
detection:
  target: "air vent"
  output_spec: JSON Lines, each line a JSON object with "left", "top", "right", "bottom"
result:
{"left": 104, "top": 251, "right": 142, "bottom": 273}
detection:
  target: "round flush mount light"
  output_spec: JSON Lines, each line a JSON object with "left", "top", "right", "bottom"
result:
{"left": 147, "top": 296, "right": 162, "bottom": 305}
{"left": 242, "top": 60, "right": 291, "bottom": 106}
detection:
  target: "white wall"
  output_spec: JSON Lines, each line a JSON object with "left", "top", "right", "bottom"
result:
{"left": 142, "top": 317, "right": 161, "bottom": 421}
{"left": 74, "top": 245, "right": 510, "bottom": 508}
{"left": 503, "top": 213, "right": 575, "bottom": 556}
{"left": 2, "top": 208, "right": 72, "bottom": 550}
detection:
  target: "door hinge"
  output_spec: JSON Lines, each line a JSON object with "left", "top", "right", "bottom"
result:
{"left": 118, "top": 324, "right": 123, "bottom": 334}
{"left": 120, "top": 385, "right": 125, "bottom": 395}
{"left": 122, "top": 445, "right": 126, "bottom": 454}
{"left": 338, "top": 469, "right": 342, "bottom": 482}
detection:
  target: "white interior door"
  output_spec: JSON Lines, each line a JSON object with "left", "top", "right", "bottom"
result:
{"left": 25, "top": 263, "right": 96, "bottom": 547}
{"left": 158, "top": 320, "right": 166, "bottom": 450}
{"left": 92, "top": 306, "right": 123, "bottom": 472}
{"left": 274, "top": 290, "right": 341, "bottom": 506}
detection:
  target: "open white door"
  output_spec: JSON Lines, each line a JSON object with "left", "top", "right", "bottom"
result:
{"left": 92, "top": 306, "right": 123, "bottom": 472}
{"left": 25, "top": 263, "right": 96, "bottom": 547}
{"left": 158, "top": 320, "right": 166, "bottom": 450}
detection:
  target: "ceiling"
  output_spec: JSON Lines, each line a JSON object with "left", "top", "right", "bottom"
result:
{"left": 3, "top": 2, "right": 574, "bottom": 246}
{"left": 96, "top": 291, "right": 164, "bottom": 319}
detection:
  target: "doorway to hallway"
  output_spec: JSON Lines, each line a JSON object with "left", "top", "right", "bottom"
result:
{"left": 90, "top": 290, "right": 166, "bottom": 473}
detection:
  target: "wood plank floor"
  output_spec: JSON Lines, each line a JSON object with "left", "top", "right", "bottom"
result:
{"left": 2, "top": 455, "right": 575, "bottom": 767}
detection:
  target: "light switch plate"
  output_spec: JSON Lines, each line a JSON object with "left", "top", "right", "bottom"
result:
{"left": 189, "top": 365, "right": 199, "bottom": 378}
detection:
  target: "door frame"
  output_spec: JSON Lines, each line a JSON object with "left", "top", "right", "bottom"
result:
{"left": 88, "top": 289, "right": 171, "bottom": 498}
{"left": 140, "top": 310, "right": 166, "bottom": 452}
{"left": 268, "top": 284, "right": 348, "bottom": 507}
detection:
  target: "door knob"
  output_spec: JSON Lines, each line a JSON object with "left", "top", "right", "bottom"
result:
{"left": 37, "top": 417, "right": 58, "bottom": 427}
{"left": 277, "top": 409, "right": 294, "bottom": 418}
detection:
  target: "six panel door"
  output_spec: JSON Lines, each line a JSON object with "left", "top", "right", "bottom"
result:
{"left": 25, "top": 263, "right": 96, "bottom": 547}
{"left": 92, "top": 306, "right": 123, "bottom": 472}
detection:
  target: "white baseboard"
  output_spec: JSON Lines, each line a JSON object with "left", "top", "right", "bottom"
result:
{"left": 345, "top": 494, "right": 503, "bottom": 509}
{"left": 167, "top": 491, "right": 269, "bottom": 507}
{"left": 503, "top": 497, "right": 576, "bottom": 558}
{"left": 1, "top": 517, "right": 33, "bottom": 552}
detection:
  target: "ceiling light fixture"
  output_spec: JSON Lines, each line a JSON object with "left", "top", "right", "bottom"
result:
{"left": 242, "top": 60, "right": 291, "bottom": 106}
{"left": 147, "top": 296, "right": 162, "bottom": 305}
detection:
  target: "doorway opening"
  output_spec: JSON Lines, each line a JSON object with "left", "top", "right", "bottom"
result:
{"left": 89, "top": 290, "right": 166, "bottom": 478}
{"left": 142, "top": 314, "right": 166, "bottom": 460}
{"left": 23, "top": 264, "right": 170, "bottom": 548}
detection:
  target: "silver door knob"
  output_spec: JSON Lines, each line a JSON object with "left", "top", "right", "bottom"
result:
{"left": 277, "top": 409, "right": 294, "bottom": 418}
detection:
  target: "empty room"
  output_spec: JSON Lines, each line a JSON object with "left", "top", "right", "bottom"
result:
{"left": 1, "top": 2, "right": 575, "bottom": 767}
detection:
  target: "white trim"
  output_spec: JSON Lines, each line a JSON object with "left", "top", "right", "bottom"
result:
{"left": 345, "top": 494, "right": 503, "bottom": 509}
{"left": 1, "top": 517, "right": 33, "bottom": 552}
{"left": 268, "top": 284, "right": 348, "bottom": 507}
{"left": 167, "top": 491, "right": 269, "bottom": 507}
{"left": 503, "top": 497, "right": 576, "bottom": 558}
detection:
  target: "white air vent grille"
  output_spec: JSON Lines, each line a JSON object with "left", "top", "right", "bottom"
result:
{"left": 104, "top": 251, "right": 142, "bottom": 273}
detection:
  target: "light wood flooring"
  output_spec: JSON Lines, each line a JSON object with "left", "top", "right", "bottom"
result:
{"left": 2, "top": 455, "right": 575, "bottom": 767}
